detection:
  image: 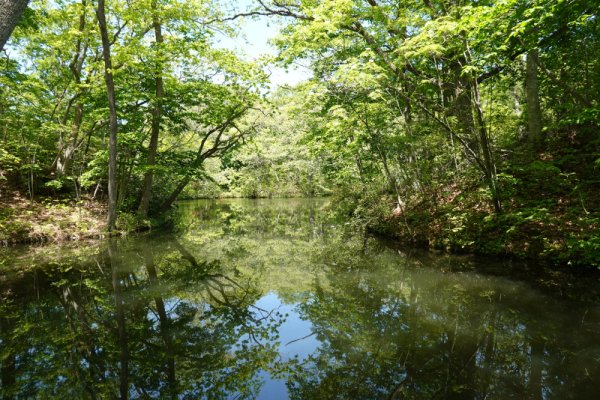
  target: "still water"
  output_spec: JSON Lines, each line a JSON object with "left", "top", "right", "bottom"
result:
{"left": 1, "top": 198, "right": 599, "bottom": 399}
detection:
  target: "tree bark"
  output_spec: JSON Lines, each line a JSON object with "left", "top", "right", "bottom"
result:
{"left": 56, "top": 101, "right": 84, "bottom": 177}
{"left": 96, "top": 0, "right": 118, "bottom": 231}
{"left": 55, "top": 0, "right": 88, "bottom": 177}
{"left": 0, "top": 0, "right": 29, "bottom": 51}
{"left": 472, "top": 76, "right": 502, "bottom": 213}
{"left": 137, "top": 0, "right": 164, "bottom": 219}
{"left": 157, "top": 176, "right": 190, "bottom": 214}
{"left": 526, "top": 49, "right": 543, "bottom": 152}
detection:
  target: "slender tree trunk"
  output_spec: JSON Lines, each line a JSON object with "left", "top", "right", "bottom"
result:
{"left": 55, "top": 0, "right": 88, "bottom": 177}
{"left": 56, "top": 102, "right": 84, "bottom": 176}
{"left": 158, "top": 177, "right": 190, "bottom": 214}
{"left": 96, "top": 0, "right": 118, "bottom": 231}
{"left": 455, "top": 82, "right": 477, "bottom": 148}
{"left": 0, "top": 0, "right": 29, "bottom": 51}
{"left": 116, "top": 150, "right": 129, "bottom": 208}
{"left": 526, "top": 49, "right": 543, "bottom": 152}
{"left": 355, "top": 155, "right": 365, "bottom": 183}
{"left": 137, "top": 1, "right": 164, "bottom": 219}
{"left": 472, "top": 77, "right": 502, "bottom": 213}
{"left": 447, "top": 58, "right": 478, "bottom": 151}
{"left": 463, "top": 43, "right": 501, "bottom": 212}
{"left": 378, "top": 144, "right": 412, "bottom": 235}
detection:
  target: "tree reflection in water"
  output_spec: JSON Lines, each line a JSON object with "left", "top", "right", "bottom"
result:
{"left": 286, "top": 237, "right": 600, "bottom": 400}
{"left": 0, "top": 236, "right": 284, "bottom": 399}
{"left": 1, "top": 199, "right": 599, "bottom": 399}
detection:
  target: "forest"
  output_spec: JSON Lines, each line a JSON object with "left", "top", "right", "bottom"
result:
{"left": 0, "top": 0, "right": 599, "bottom": 268}
{"left": 1, "top": 1, "right": 600, "bottom": 398}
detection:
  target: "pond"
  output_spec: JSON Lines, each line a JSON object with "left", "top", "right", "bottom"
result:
{"left": 1, "top": 198, "right": 599, "bottom": 399}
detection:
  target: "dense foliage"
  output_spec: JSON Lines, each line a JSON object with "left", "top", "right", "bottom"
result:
{"left": 0, "top": 0, "right": 265, "bottom": 225}
{"left": 0, "top": 0, "right": 599, "bottom": 266}
{"left": 182, "top": 88, "right": 331, "bottom": 199}
{"left": 244, "top": 0, "right": 600, "bottom": 267}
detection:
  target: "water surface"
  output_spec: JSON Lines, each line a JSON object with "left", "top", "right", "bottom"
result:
{"left": 1, "top": 198, "right": 599, "bottom": 399}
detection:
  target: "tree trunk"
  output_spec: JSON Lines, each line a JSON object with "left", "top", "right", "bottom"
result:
{"left": 472, "top": 77, "right": 502, "bottom": 213}
{"left": 378, "top": 144, "right": 412, "bottom": 235}
{"left": 96, "top": 0, "right": 118, "bottom": 231}
{"left": 464, "top": 43, "right": 501, "bottom": 212}
{"left": 55, "top": 0, "right": 88, "bottom": 177}
{"left": 137, "top": 1, "right": 164, "bottom": 219}
{"left": 158, "top": 176, "right": 190, "bottom": 214}
{"left": 447, "top": 58, "right": 478, "bottom": 152}
{"left": 455, "top": 82, "right": 476, "bottom": 148}
{"left": 116, "top": 149, "right": 129, "bottom": 208}
{"left": 56, "top": 101, "right": 84, "bottom": 176}
{"left": 526, "top": 49, "right": 543, "bottom": 152}
{"left": 0, "top": 0, "right": 29, "bottom": 51}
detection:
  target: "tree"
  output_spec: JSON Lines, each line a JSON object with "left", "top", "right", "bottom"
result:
{"left": 526, "top": 49, "right": 543, "bottom": 152}
{"left": 0, "top": 0, "right": 267, "bottom": 225}
{"left": 137, "top": 0, "right": 165, "bottom": 219}
{"left": 209, "top": 87, "right": 330, "bottom": 199}
{"left": 157, "top": 97, "right": 256, "bottom": 213}
{"left": 250, "top": 0, "right": 505, "bottom": 210}
{"left": 245, "top": 0, "right": 598, "bottom": 219}
{"left": 95, "top": 0, "right": 118, "bottom": 231}
{"left": 0, "top": 0, "right": 29, "bottom": 51}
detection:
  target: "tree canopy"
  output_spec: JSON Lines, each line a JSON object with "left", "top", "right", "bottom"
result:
{"left": 0, "top": 0, "right": 598, "bottom": 266}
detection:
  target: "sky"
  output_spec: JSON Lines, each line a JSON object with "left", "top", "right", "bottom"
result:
{"left": 213, "top": 0, "right": 312, "bottom": 88}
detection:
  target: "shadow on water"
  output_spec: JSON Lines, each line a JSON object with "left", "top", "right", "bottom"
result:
{"left": 1, "top": 198, "right": 599, "bottom": 399}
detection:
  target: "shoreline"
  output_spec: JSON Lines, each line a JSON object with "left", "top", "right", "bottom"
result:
{"left": 362, "top": 199, "right": 599, "bottom": 271}
{"left": 2, "top": 193, "right": 598, "bottom": 272}
{"left": 0, "top": 191, "right": 133, "bottom": 245}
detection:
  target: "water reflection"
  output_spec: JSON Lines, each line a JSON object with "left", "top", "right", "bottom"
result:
{"left": 1, "top": 239, "right": 283, "bottom": 398}
{"left": 1, "top": 199, "right": 599, "bottom": 399}
{"left": 286, "top": 255, "right": 599, "bottom": 400}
